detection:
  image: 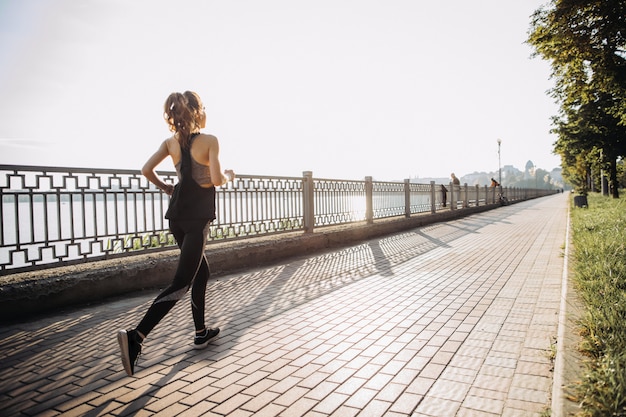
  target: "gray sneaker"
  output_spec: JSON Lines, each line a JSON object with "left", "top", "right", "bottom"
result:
{"left": 193, "top": 328, "right": 220, "bottom": 349}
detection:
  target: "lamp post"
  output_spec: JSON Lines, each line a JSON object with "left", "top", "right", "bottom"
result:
{"left": 497, "top": 138, "right": 502, "bottom": 185}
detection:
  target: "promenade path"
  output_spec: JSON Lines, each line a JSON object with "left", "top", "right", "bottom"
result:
{"left": 0, "top": 193, "right": 571, "bottom": 417}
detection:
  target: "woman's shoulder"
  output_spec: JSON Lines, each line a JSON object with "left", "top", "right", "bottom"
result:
{"left": 163, "top": 136, "right": 180, "bottom": 154}
{"left": 197, "top": 133, "right": 218, "bottom": 141}
{"left": 163, "top": 135, "right": 178, "bottom": 145}
{"left": 163, "top": 136, "right": 176, "bottom": 144}
{"left": 196, "top": 133, "right": 219, "bottom": 147}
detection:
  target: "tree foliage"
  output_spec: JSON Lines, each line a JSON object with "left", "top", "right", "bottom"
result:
{"left": 528, "top": 0, "right": 626, "bottom": 197}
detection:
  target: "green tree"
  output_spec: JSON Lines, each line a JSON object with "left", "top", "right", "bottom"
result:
{"left": 528, "top": 0, "right": 626, "bottom": 197}
{"left": 553, "top": 92, "right": 626, "bottom": 194}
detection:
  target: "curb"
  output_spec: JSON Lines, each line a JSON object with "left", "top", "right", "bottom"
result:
{"left": 551, "top": 201, "right": 584, "bottom": 416}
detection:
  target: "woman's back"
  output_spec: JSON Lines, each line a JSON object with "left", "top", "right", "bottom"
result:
{"left": 167, "top": 134, "right": 219, "bottom": 187}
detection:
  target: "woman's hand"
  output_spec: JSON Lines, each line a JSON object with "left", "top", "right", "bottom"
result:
{"left": 224, "top": 169, "right": 235, "bottom": 182}
{"left": 162, "top": 183, "right": 175, "bottom": 195}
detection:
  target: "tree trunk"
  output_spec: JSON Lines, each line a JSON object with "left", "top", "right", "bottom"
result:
{"left": 610, "top": 157, "right": 620, "bottom": 198}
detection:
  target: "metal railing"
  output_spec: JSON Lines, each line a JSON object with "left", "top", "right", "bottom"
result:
{"left": 0, "top": 165, "right": 556, "bottom": 275}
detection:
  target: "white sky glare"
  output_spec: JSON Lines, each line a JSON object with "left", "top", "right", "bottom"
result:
{"left": 0, "top": 0, "right": 559, "bottom": 181}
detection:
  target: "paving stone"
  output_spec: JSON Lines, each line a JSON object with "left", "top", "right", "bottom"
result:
{"left": 0, "top": 195, "right": 571, "bottom": 416}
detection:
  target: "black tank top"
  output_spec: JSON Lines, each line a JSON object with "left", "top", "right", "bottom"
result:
{"left": 165, "top": 134, "right": 216, "bottom": 222}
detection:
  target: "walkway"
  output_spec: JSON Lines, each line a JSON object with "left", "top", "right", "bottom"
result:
{"left": 0, "top": 193, "right": 570, "bottom": 417}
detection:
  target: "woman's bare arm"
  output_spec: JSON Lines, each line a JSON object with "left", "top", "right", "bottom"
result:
{"left": 208, "top": 136, "right": 234, "bottom": 186}
{"left": 142, "top": 140, "right": 175, "bottom": 195}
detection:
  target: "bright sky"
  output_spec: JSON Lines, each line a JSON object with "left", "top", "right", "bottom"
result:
{"left": 0, "top": 0, "right": 559, "bottom": 181}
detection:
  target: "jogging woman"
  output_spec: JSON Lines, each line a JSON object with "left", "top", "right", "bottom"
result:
{"left": 117, "top": 91, "right": 234, "bottom": 376}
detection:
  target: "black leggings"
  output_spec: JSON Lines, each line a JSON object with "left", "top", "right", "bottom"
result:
{"left": 136, "top": 219, "right": 211, "bottom": 338}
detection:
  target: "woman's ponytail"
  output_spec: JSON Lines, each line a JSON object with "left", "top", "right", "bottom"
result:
{"left": 163, "top": 92, "right": 199, "bottom": 150}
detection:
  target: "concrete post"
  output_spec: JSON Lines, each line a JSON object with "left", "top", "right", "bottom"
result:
{"left": 365, "top": 176, "right": 373, "bottom": 225}
{"left": 484, "top": 185, "right": 488, "bottom": 204}
{"left": 475, "top": 184, "right": 480, "bottom": 207}
{"left": 449, "top": 182, "right": 455, "bottom": 210}
{"left": 463, "top": 183, "right": 469, "bottom": 208}
{"left": 404, "top": 179, "right": 411, "bottom": 218}
{"left": 430, "top": 181, "right": 436, "bottom": 214}
{"left": 303, "top": 171, "right": 314, "bottom": 233}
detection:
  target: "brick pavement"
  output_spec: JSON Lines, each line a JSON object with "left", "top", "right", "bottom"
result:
{"left": 0, "top": 193, "right": 570, "bottom": 417}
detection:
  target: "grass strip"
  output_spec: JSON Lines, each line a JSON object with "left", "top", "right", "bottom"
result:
{"left": 570, "top": 192, "right": 626, "bottom": 416}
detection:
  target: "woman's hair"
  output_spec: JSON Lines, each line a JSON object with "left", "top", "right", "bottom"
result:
{"left": 163, "top": 91, "right": 203, "bottom": 150}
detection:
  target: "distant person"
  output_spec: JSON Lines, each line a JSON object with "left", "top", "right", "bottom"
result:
{"left": 441, "top": 184, "right": 448, "bottom": 207}
{"left": 117, "top": 91, "right": 235, "bottom": 377}
{"left": 490, "top": 178, "right": 500, "bottom": 187}
{"left": 451, "top": 173, "right": 460, "bottom": 185}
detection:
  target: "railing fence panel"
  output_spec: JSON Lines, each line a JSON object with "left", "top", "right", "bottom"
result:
{"left": 0, "top": 165, "right": 557, "bottom": 275}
